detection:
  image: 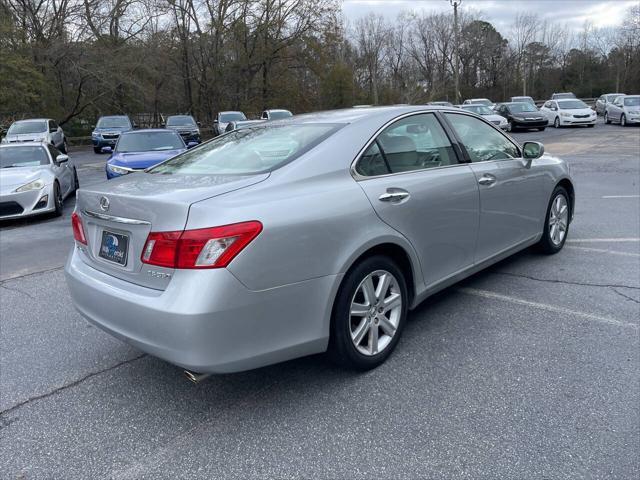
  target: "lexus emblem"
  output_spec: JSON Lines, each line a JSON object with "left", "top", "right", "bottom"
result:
{"left": 99, "top": 196, "right": 110, "bottom": 212}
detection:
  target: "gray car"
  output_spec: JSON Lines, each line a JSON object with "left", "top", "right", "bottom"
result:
{"left": 604, "top": 95, "right": 640, "bottom": 126}
{"left": 1, "top": 118, "right": 67, "bottom": 153}
{"left": 595, "top": 93, "right": 625, "bottom": 115}
{"left": 65, "top": 106, "right": 574, "bottom": 378}
{"left": 0, "top": 143, "right": 78, "bottom": 219}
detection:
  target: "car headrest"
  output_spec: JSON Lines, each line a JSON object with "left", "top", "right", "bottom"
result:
{"left": 379, "top": 135, "right": 416, "bottom": 154}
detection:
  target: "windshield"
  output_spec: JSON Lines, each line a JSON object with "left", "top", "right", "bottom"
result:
{"left": 462, "top": 105, "right": 494, "bottom": 115}
{"left": 509, "top": 103, "right": 538, "bottom": 113}
{"left": 149, "top": 123, "right": 342, "bottom": 175}
{"left": 606, "top": 94, "right": 622, "bottom": 102}
{"left": 116, "top": 132, "right": 184, "bottom": 153}
{"left": 166, "top": 116, "right": 196, "bottom": 127}
{"left": 623, "top": 97, "right": 640, "bottom": 107}
{"left": 268, "top": 111, "right": 292, "bottom": 120}
{"left": 7, "top": 121, "right": 47, "bottom": 135}
{"left": 512, "top": 97, "right": 535, "bottom": 104}
{"left": 558, "top": 100, "right": 588, "bottom": 110}
{"left": 97, "top": 117, "right": 131, "bottom": 128}
{"left": 0, "top": 146, "right": 49, "bottom": 168}
{"left": 219, "top": 112, "right": 246, "bottom": 122}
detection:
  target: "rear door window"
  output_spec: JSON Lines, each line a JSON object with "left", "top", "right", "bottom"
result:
{"left": 356, "top": 113, "right": 458, "bottom": 177}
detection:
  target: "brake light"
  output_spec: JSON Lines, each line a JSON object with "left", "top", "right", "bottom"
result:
{"left": 141, "top": 221, "right": 263, "bottom": 269}
{"left": 71, "top": 212, "right": 87, "bottom": 245}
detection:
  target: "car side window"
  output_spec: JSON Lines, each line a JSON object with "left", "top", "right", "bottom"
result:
{"left": 356, "top": 113, "right": 458, "bottom": 177}
{"left": 444, "top": 113, "right": 520, "bottom": 163}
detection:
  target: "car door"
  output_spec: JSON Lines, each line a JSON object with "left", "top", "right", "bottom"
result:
{"left": 442, "top": 112, "right": 548, "bottom": 263}
{"left": 610, "top": 97, "right": 623, "bottom": 121}
{"left": 47, "top": 144, "right": 72, "bottom": 194}
{"left": 354, "top": 112, "right": 480, "bottom": 287}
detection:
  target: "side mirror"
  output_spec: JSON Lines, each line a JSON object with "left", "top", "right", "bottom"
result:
{"left": 50, "top": 127, "right": 57, "bottom": 133}
{"left": 132, "top": 123, "right": 138, "bottom": 129}
{"left": 160, "top": 123, "right": 166, "bottom": 128}
{"left": 187, "top": 141, "right": 199, "bottom": 149}
{"left": 91, "top": 124, "right": 96, "bottom": 129}
{"left": 55, "top": 154, "right": 69, "bottom": 165}
{"left": 197, "top": 121, "right": 201, "bottom": 127}
{"left": 213, "top": 119, "right": 219, "bottom": 124}
{"left": 522, "top": 141, "right": 544, "bottom": 167}
{"left": 101, "top": 146, "right": 113, "bottom": 154}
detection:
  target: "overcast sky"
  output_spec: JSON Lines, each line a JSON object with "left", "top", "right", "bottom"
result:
{"left": 342, "top": 0, "right": 636, "bottom": 32}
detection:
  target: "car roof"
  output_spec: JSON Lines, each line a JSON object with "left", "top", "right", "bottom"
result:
{"left": 121, "top": 128, "right": 177, "bottom": 134}
{"left": 265, "top": 109, "right": 290, "bottom": 112}
{"left": 274, "top": 105, "right": 464, "bottom": 126}
{"left": 12, "top": 118, "right": 50, "bottom": 123}
{"left": 219, "top": 111, "right": 245, "bottom": 114}
{"left": 166, "top": 114, "right": 194, "bottom": 118}
{"left": 99, "top": 115, "right": 129, "bottom": 118}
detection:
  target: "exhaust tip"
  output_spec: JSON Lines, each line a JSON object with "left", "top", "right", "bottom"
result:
{"left": 183, "top": 370, "right": 211, "bottom": 384}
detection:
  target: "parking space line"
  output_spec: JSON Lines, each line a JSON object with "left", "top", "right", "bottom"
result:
{"left": 602, "top": 195, "right": 640, "bottom": 199}
{"left": 566, "top": 238, "right": 640, "bottom": 243}
{"left": 566, "top": 246, "right": 640, "bottom": 257}
{"left": 458, "top": 288, "right": 637, "bottom": 330}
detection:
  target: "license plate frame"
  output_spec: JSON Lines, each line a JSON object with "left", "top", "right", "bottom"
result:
{"left": 98, "top": 229, "right": 129, "bottom": 266}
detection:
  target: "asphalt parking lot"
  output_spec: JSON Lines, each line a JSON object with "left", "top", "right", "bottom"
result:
{"left": 1, "top": 119, "right": 639, "bottom": 479}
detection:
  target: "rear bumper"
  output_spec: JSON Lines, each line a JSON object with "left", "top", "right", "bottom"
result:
{"left": 64, "top": 248, "right": 338, "bottom": 373}
{"left": 0, "top": 184, "right": 55, "bottom": 220}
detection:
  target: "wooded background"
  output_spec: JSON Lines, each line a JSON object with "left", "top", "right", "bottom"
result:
{"left": 1, "top": 0, "right": 638, "bottom": 132}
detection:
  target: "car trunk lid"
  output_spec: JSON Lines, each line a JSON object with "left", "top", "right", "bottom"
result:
{"left": 75, "top": 172, "right": 269, "bottom": 289}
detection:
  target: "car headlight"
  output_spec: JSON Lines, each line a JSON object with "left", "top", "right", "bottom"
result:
{"left": 560, "top": 112, "right": 571, "bottom": 117}
{"left": 107, "top": 164, "right": 130, "bottom": 175}
{"left": 92, "top": 131, "right": 100, "bottom": 138}
{"left": 15, "top": 179, "right": 45, "bottom": 192}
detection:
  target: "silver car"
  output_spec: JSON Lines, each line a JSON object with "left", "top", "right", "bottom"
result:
{"left": 0, "top": 143, "right": 78, "bottom": 219}
{"left": 595, "top": 93, "right": 625, "bottom": 116}
{"left": 1, "top": 118, "right": 67, "bottom": 153}
{"left": 65, "top": 106, "right": 574, "bottom": 377}
{"left": 604, "top": 95, "right": 640, "bottom": 126}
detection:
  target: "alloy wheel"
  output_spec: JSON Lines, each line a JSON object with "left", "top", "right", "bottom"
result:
{"left": 349, "top": 270, "right": 402, "bottom": 356}
{"left": 621, "top": 114, "right": 626, "bottom": 126}
{"left": 554, "top": 117, "right": 560, "bottom": 128}
{"left": 549, "top": 194, "right": 569, "bottom": 246}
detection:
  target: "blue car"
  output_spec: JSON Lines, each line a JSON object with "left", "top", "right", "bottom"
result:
{"left": 92, "top": 116, "right": 134, "bottom": 154}
{"left": 105, "top": 129, "right": 188, "bottom": 179}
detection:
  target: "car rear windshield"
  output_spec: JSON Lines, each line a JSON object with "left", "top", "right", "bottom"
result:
{"left": 623, "top": 97, "right": 640, "bottom": 106}
{"left": 268, "top": 111, "right": 292, "bottom": 120}
{"left": 512, "top": 97, "right": 535, "bottom": 104}
{"left": 558, "top": 100, "right": 588, "bottom": 109}
{"left": 470, "top": 99, "right": 491, "bottom": 106}
{"left": 7, "top": 121, "right": 47, "bottom": 135}
{"left": 97, "top": 117, "right": 131, "bottom": 128}
{"left": 509, "top": 103, "right": 538, "bottom": 113}
{"left": 219, "top": 112, "right": 247, "bottom": 122}
{"left": 166, "top": 116, "right": 196, "bottom": 126}
{"left": 554, "top": 93, "right": 575, "bottom": 99}
{"left": 0, "top": 146, "right": 49, "bottom": 168}
{"left": 149, "top": 123, "right": 342, "bottom": 175}
{"left": 117, "top": 132, "right": 184, "bottom": 152}
{"left": 462, "top": 105, "right": 493, "bottom": 115}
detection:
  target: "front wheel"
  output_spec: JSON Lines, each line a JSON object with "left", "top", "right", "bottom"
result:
{"left": 60, "top": 139, "right": 68, "bottom": 153}
{"left": 587, "top": 124, "right": 595, "bottom": 128}
{"left": 53, "top": 182, "right": 64, "bottom": 217}
{"left": 621, "top": 114, "right": 627, "bottom": 126}
{"left": 554, "top": 117, "right": 560, "bottom": 128}
{"left": 537, "top": 186, "right": 570, "bottom": 254}
{"left": 72, "top": 168, "right": 80, "bottom": 192}
{"left": 328, "top": 255, "right": 408, "bottom": 370}
{"left": 93, "top": 146, "right": 102, "bottom": 154}
{"left": 538, "top": 127, "right": 546, "bottom": 131}
{"left": 604, "top": 112, "right": 611, "bottom": 124}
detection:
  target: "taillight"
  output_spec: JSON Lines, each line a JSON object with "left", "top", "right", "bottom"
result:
{"left": 71, "top": 212, "right": 87, "bottom": 245}
{"left": 141, "top": 221, "right": 262, "bottom": 269}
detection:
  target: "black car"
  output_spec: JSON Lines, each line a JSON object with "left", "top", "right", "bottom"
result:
{"left": 495, "top": 103, "right": 548, "bottom": 132}
{"left": 164, "top": 115, "right": 201, "bottom": 144}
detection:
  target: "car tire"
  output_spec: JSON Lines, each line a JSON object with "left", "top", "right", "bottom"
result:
{"left": 508, "top": 121, "right": 515, "bottom": 132}
{"left": 604, "top": 112, "right": 611, "bottom": 124}
{"left": 537, "top": 186, "right": 570, "bottom": 254}
{"left": 53, "top": 182, "right": 64, "bottom": 217}
{"left": 538, "top": 127, "right": 546, "bottom": 131}
{"left": 328, "top": 255, "right": 408, "bottom": 370}
{"left": 621, "top": 114, "right": 627, "bottom": 127}
{"left": 587, "top": 124, "right": 595, "bottom": 128}
{"left": 93, "top": 147, "right": 102, "bottom": 154}
{"left": 60, "top": 139, "right": 68, "bottom": 154}
{"left": 554, "top": 117, "right": 560, "bottom": 128}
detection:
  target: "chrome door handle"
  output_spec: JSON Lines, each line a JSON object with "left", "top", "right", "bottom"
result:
{"left": 378, "top": 189, "right": 410, "bottom": 203}
{"left": 478, "top": 174, "right": 496, "bottom": 186}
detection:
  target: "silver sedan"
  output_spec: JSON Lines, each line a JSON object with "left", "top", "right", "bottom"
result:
{"left": 65, "top": 106, "right": 574, "bottom": 377}
{"left": 0, "top": 143, "right": 78, "bottom": 220}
